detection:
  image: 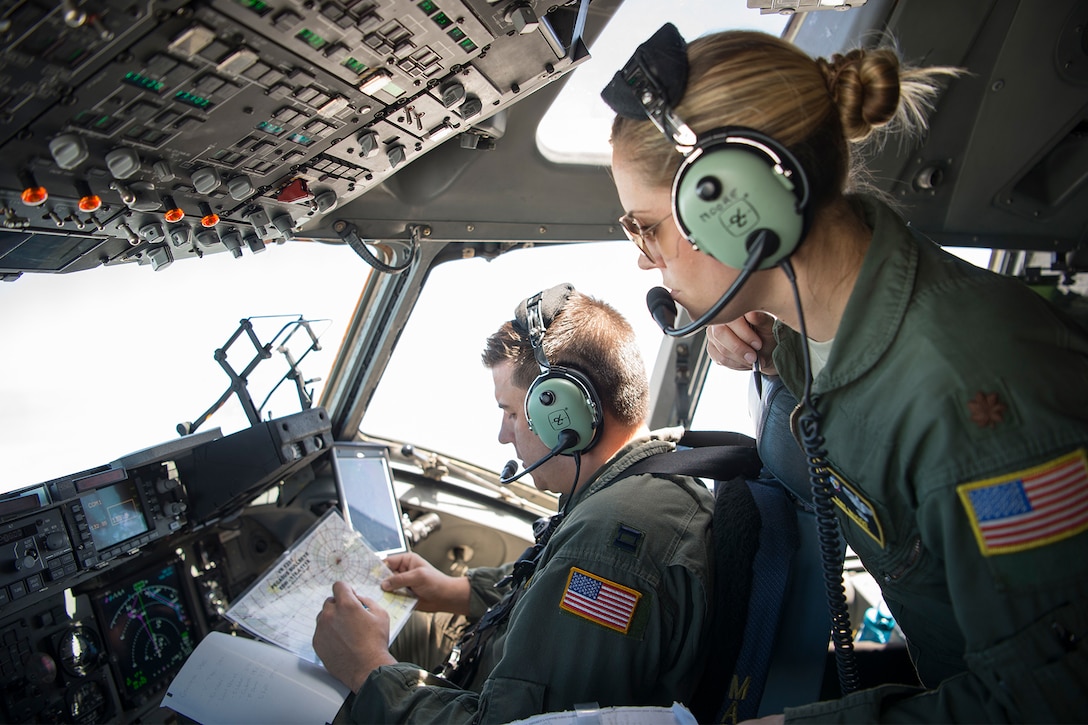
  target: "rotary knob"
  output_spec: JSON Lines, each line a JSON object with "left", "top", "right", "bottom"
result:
{"left": 45, "top": 532, "right": 68, "bottom": 550}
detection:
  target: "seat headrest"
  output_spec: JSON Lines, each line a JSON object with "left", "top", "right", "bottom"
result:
{"left": 752, "top": 374, "right": 812, "bottom": 507}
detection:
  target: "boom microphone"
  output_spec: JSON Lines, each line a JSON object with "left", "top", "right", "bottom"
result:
{"left": 499, "top": 429, "right": 580, "bottom": 484}
{"left": 501, "top": 460, "right": 518, "bottom": 481}
{"left": 647, "top": 286, "right": 680, "bottom": 331}
{"left": 646, "top": 231, "right": 771, "bottom": 338}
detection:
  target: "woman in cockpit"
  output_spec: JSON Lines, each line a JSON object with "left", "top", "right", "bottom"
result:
{"left": 603, "top": 23, "right": 1088, "bottom": 724}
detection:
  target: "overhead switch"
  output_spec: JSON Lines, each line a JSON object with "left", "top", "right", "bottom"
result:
{"left": 387, "top": 144, "right": 406, "bottom": 168}
{"left": 49, "top": 134, "right": 89, "bottom": 170}
{"left": 357, "top": 130, "right": 380, "bottom": 157}
{"left": 244, "top": 208, "right": 271, "bottom": 236}
{"left": 460, "top": 95, "right": 483, "bottom": 119}
{"left": 314, "top": 190, "right": 337, "bottom": 213}
{"left": 271, "top": 213, "right": 295, "bottom": 239}
{"left": 105, "top": 148, "right": 141, "bottom": 179}
{"left": 244, "top": 232, "right": 266, "bottom": 254}
{"left": 191, "top": 167, "right": 222, "bottom": 195}
{"left": 220, "top": 228, "right": 244, "bottom": 258}
{"left": 506, "top": 3, "right": 539, "bottom": 34}
{"left": 147, "top": 244, "right": 173, "bottom": 271}
{"left": 439, "top": 81, "right": 465, "bottom": 108}
{"left": 152, "top": 160, "right": 175, "bottom": 182}
{"left": 195, "top": 227, "right": 221, "bottom": 247}
{"left": 139, "top": 222, "right": 165, "bottom": 242}
{"left": 227, "top": 175, "right": 255, "bottom": 200}
{"left": 168, "top": 225, "right": 191, "bottom": 246}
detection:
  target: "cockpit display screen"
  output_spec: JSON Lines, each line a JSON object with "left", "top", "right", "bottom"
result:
{"left": 79, "top": 479, "right": 149, "bottom": 550}
{"left": 93, "top": 560, "right": 197, "bottom": 705}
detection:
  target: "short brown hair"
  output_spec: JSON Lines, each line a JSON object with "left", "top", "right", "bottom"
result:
{"left": 481, "top": 291, "right": 649, "bottom": 427}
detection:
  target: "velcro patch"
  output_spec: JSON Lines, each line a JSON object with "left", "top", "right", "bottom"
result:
{"left": 612, "top": 524, "right": 643, "bottom": 554}
{"left": 828, "top": 467, "right": 884, "bottom": 547}
{"left": 958, "top": 449, "right": 1088, "bottom": 556}
{"left": 559, "top": 567, "right": 641, "bottom": 634}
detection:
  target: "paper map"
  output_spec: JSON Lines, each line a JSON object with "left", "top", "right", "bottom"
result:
{"left": 224, "top": 508, "right": 416, "bottom": 663}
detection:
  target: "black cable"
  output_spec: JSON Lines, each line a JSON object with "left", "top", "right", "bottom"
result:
{"left": 334, "top": 220, "right": 417, "bottom": 273}
{"left": 781, "top": 258, "right": 860, "bottom": 695}
{"left": 649, "top": 231, "right": 770, "bottom": 338}
{"left": 562, "top": 452, "right": 583, "bottom": 518}
{"left": 500, "top": 429, "right": 580, "bottom": 485}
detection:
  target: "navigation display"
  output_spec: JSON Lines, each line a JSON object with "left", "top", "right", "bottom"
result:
{"left": 79, "top": 479, "right": 149, "bottom": 550}
{"left": 94, "top": 560, "right": 197, "bottom": 705}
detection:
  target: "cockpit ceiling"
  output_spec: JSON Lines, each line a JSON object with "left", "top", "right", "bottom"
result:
{"left": 1, "top": 0, "right": 1085, "bottom": 282}
{"left": 0, "top": 0, "right": 599, "bottom": 278}
{"left": 792, "top": 0, "right": 1088, "bottom": 254}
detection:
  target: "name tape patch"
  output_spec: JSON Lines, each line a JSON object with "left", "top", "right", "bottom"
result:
{"left": 828, "top": 468, "right": 884, "bottom": 547}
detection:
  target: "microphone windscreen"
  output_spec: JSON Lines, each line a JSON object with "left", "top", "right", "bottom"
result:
{"left": 500, "top": 460, "right": 518, "bottom": 483}
{"left": 646, "top": 286, "right": 677, "bottom": 332}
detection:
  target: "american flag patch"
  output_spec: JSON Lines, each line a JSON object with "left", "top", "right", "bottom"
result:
{"left": 559, "top": 567, "right": 641, "bottom": 634}
{"left": 958, "top": 449, "right": 1088, "bottom": 556}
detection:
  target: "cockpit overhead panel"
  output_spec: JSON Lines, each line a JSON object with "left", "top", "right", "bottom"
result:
{"left": 0, "top": 0, "right": 590, "bottom": 278}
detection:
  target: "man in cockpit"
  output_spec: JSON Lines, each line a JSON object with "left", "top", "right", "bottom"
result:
{"left": 313, "top": 283, "right": 716, "bottom": 723}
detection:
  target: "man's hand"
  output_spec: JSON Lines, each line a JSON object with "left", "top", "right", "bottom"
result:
{"left": 381, "top": 552, "right": 472, "bottom": 615}
{"left": 313, "top": 581, "right": 396, "bottom": 692}
{"left": 706, "top": 312, "right": 778, "bottom": 375}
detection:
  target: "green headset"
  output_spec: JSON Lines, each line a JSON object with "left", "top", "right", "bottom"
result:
{"left": 602, "top": 23, "right": 812, "bottom": 337}
{"left": 671, "top": 127, "right": 810, "bottom": 270}
{"left": 515, "top": 284, "right": 602, "bottom": 454}
{"left": 602, "top": 22, "right": 811, "bottom": 273}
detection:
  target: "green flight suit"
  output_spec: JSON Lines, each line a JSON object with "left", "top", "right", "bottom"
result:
{"left": 349, "top": 435, "right": 715, "bottom": 724}
{"left": 774, "top": 196, "right": 1088, "bottom": 722}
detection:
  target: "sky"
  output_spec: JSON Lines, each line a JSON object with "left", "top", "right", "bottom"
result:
{"left": 0, "top": 2, "right": 792, "bottom": 495}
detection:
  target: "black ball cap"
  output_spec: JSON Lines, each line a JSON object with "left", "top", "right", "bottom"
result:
{"left": 600, "top": 23, "right": 689, "bottom": 120}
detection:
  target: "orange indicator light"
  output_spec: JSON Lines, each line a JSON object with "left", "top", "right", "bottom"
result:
{"left": 21, "top": 186, "right": 48, "bottom": 206}
{"left": 78, "top": 194, "right": 102, "bottom": 212}
{"left": 200, "top": 212, "right": 220, "bottom": 227}
{"left": 165, "top": 207, "right": 185, "bottom": 223}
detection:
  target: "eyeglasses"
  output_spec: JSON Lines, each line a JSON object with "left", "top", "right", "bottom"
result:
{"left": 618, "top": 212, "right": 672, "bottom": 259}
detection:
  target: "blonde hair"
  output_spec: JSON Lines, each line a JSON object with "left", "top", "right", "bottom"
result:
{"left": 611, "top": 31, "right": 960, "bottom": 210}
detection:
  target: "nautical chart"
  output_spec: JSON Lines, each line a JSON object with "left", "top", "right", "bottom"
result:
{"left": 224, "top": 508, "right": 417, "bottom": 663}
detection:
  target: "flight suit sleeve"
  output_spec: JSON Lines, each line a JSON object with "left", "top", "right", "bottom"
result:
{"left": 350, "top": 538, "right": 709, "bottom": 723}
{"left": 349, "top": 664, "right": 482, "bottom": 723}
{"left": 784, "top": 464, "right": 1088, "bottom": 723}
{"left": 471, "top": 548, "right": 709, "bottom": 722}
{"left": 465, "top": 563, "right": 515, "bottom": 619}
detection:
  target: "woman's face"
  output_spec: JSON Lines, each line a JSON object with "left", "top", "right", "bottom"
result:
{"left": 612, "top": 145, "right": 762, "bottom": 325}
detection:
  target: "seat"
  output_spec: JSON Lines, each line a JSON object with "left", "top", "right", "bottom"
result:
{"left": 747, "top": 373, "right": 829, "bottom": 717}
{"left": 596, "top": 372, "right": 830, "bottom": 723}
{"left": 681, "top": 372, "right": 829, "bottom": 723}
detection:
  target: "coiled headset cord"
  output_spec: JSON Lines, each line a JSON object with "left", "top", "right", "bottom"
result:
{"left": 782, "top": 258, "right": 860, "bottom": 695}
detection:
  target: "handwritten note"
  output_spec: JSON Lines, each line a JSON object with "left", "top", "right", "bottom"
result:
{"left": 162, "top": 631, "right": 349, "bottom": 724}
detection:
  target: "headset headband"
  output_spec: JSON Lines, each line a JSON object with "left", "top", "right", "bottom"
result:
{"left": 514, "top": 282, "right": 575, "bottom": 371}
{"left": 601, "top": 23, "right": 697, "bottom": 152}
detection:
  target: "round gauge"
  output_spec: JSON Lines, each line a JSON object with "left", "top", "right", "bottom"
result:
{"left": 56, "top": 626, "right": 102, "bottom": 677}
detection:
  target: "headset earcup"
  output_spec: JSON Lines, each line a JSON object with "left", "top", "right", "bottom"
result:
{"left": 673, "top": 142, "right": 804, "bottom": 270}
{"left": 525, "top": 368, "right": 601, "bottom": 453}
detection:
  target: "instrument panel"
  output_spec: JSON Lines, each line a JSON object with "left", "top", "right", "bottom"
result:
{"left": 0, "top": 408, "right": 333, "bottom": 723}
{"left": 0, "top": 406, "right": 540, "bottom": 723}
{"left": 0, "top": 0, "right": 588, "bottom": 278}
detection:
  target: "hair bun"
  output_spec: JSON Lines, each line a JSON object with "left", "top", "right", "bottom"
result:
{"left": 819, "top": 48, "right": 901, "bottom": 142}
